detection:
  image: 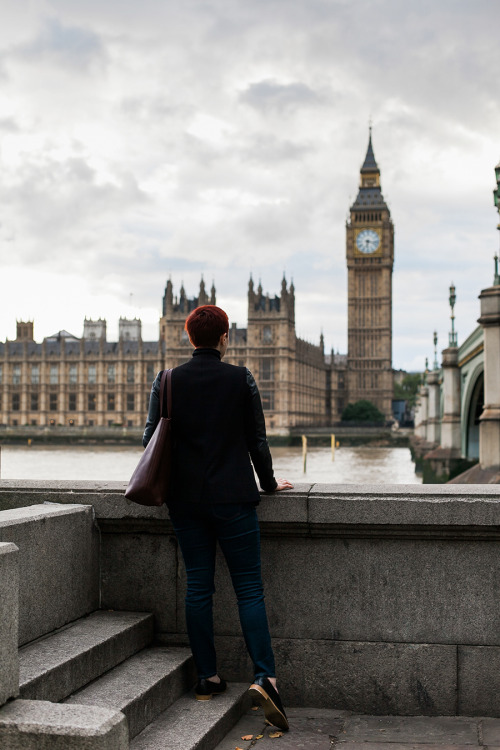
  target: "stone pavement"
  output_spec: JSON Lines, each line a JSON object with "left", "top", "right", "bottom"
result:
{"left": 214, "top": 707, "right": 500, "bottom": 750}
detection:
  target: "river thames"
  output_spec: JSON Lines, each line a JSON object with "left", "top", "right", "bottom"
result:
{"left": 0, "top": 444, "right": 421, "bottom": 484}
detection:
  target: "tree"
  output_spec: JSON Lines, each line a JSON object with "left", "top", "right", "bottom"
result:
{"left": 393, "top": 373, "right": 421, "bottom": 407}
{"left": 341, "top": 399, "right": 385, "bottom": 423}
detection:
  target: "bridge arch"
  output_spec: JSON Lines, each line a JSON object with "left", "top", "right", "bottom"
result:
{"left": 462, "top": 365, "right": 484, "bottom": 459}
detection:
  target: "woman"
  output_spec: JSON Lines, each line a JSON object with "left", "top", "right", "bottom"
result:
{"left": 143, "top": 304, "right": 293, "bottom": 731}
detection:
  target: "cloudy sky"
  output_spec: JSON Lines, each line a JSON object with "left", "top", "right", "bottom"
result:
{"left": 0, "top": 0, "right": 499, "bottom": 371}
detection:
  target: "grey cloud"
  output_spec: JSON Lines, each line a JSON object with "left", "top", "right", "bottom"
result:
{"left": 18, "top": 17, "right": 105, "bottom": 69}
{"left": 239, "top": 79, "right": 322, "bottom": 113}
{"left": 0, "top": 117, "right": 20, "bottom": 133}
{"left": 1, "top": 155, "right": 149, "bottom": 269}
{"left": 0, "top": 0, "right": 498, "bottom": 368}
{"left": 240, "top": 135, "right": 314, "bottom": 164}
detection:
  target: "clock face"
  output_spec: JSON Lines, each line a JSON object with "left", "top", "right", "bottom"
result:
{"left": 356, "top": 229, "right": 380, "bottom": 254}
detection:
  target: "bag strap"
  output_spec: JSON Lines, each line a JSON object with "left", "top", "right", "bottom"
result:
{"left": 159, "top": 369, "right": 172, "bottom": 419}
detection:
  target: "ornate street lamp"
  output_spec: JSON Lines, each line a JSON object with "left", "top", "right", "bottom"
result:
{"left": 449, "top": 283, "right": 457, "bottom": 347}
{"left": 494, "top": 160, "right": 500, "bottom": 285}
{"left": 493, "top": 160, "right": 500, "bottom": 218}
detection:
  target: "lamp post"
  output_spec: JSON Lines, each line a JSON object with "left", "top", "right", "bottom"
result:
{"left": 433, "top": 331, "right": 438, "bottom": 370}
{"left": 494, "top": 160, "right": 500, "bottom": 285}
{"left": 449, "top": 283, "right": 457, "bottom": 347}
{"left": 493, "top": 160, "right": 500, "bottom": 221}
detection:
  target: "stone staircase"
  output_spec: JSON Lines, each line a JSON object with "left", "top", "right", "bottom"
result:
{"left": 0, "top": 504, "right": 249, "bottom": 749}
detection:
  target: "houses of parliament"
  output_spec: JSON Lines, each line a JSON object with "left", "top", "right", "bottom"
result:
{"left": 0, "top": 133, "right": 394, "bottom": 431}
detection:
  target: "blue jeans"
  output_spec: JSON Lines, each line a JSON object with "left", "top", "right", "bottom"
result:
{"left": 168, "top": 502, "right": 276, "bottom": 680}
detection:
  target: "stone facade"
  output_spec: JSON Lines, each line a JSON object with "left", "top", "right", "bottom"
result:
{"left": 160, "top": 276, "right": 329, "bottom": 430}
{"left": 0, "top": 320, "right": 163, "bottom": 428}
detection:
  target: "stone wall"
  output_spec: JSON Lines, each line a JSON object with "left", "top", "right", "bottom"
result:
{"left": 1, "top": 480, "right": 500, "bottom": 715}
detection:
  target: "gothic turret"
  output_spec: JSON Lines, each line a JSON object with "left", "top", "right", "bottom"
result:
{"left": 162, "top": 278, "right": 173, "bottom": 315}
{"left": 199, "top": 277, "right": 208, "bottom": 306}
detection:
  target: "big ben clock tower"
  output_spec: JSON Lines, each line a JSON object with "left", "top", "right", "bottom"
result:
{"left": 346, "top": 130, "right": 394, "bottom": 418}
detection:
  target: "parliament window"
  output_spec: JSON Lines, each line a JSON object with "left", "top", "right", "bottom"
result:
{"left": 146, "top": 364, "right": 155, "bottom": 382}
{"left": 12, "top": 365, "right": 21, "bottom": 385}
{"left": 12, "top": 393, "right": 20, "bottom": 411}
{"left": 88, "top": 393, "right": 96, "bottom": 411}
{"left": 31, "top": 365, "right": 40, "bottom": 384}
{"left": 49, "top": 393, "right": 58, "bottom": 411}
{"left": 107, "top": 365, "right": 115, "bottom": 384}
{"left": 260, "top": 359, "right": 274, "bottom": 381}
{"left": 31, "top": 393, "right": 38, "bottom": 411}
{"left": 126, "top": 393, "right": 135, "bottom": 411}
{"left": 127, "top": 364, "right": 135, "bottom": 383}
{"left": 107, "top": 394, "right": 115, "bottom": 411}
{"left": 261, "top": 391, "right": 274, "bottom": 410}
{"left": 50, "top": 365, "right": 59, "bottom": 385}
{"left": 69, "top": 365, "right": 78, "bottom": 384}
{"left": 68, "top": 393, "right": 77, "bottom": 411}
{"left": 262, "top": 326, "right": 272, "bottom": 344}
{"left": 88, "top": 365, "right": 97, "bottom": 384}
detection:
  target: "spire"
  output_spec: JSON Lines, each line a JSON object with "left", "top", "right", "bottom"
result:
{"left": 360, "top": 126, "right": 379, "bottom": 174}
{"left": 351, "top": 128, "right": 387, "bottom": 210}
{"left": 210, "top": 280, "right": 216, "bottom": 304}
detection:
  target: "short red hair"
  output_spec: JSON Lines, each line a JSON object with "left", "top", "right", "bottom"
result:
{"left": 185, "top": 305, "right": 229, "bottom": 347}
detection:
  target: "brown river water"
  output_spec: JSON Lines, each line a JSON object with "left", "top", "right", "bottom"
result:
{"left": 0, "top": 445, "right": 421, "bottom": 484}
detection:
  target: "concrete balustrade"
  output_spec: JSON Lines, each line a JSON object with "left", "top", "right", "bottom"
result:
{"left": 1, "top": 481, "right": 500, "bottom": 716}
{"left": 0, "top": 503, "right": 99, "bottom": 645}
{"left": 0, "top": 542, "right": 19, "bottom": 705}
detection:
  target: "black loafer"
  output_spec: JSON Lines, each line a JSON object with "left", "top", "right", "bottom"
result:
{"left": 248, "top": 676, "right": 289, "bottom": 731}
{"left": 194, "top": 677, "right": 227, "bottom": 701}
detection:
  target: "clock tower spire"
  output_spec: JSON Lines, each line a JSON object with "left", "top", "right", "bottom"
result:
{"left": 345, "top": 130, "right": 394, "bottom": 418}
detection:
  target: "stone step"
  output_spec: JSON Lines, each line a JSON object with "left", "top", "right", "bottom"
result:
{"left": 0, "top": 699, "right": 128, "bottom": 750}
{"left": 130, "top": 682, "right": 251, "bottom": 750}
{"left": 65, "top": 646, "right": 195, "bottom": 739}
{"left": 20, "top": 610, "right": 154, "bottom": 703}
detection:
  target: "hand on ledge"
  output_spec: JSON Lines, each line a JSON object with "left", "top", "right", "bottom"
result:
{"left": 275, "top": 478, "right": 294, "bottom": 491}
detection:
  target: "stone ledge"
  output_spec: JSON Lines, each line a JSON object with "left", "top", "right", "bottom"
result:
{"left": 2, "top": 481, "right": 500, "bottom": 528}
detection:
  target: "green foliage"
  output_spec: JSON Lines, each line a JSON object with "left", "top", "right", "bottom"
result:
{"left": 341, "top": 399, "right": 385, "bottom": 423}
{"left": 393, "top": 373, "right": 421, "bottom": 407}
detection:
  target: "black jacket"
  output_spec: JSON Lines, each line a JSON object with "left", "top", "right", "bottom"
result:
{"left": 143, "top": 348, "right": 277, "bottom": 504}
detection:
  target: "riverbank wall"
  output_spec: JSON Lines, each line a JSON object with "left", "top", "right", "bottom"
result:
{"left": 1, "top": 480, "right": 499, "bottom": 716}
{"left": 0, "top": 424, "right": 411, "bottom": 447}
{"left": 409, "top": 435, "right": 478, "bottom": 483}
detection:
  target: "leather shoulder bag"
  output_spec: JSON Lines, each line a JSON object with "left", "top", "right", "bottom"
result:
{"left": 125, "top": 369, "right": 172, "bottom": 506}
